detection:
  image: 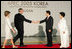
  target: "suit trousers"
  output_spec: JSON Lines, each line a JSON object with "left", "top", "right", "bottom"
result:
{"left": 46, "top": 29, "right": 52, "bottom": 45}
{"left": 13, "top": 27, "right": 24, "bottom": 45}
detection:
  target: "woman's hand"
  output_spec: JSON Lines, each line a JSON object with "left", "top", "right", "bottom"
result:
{"left": 58, "top": 29, "right": 60, "bottom": 32}
{"left": 11, "top": 28, "right": 16, "bottom": 34}
{"left": 63, "top": 32, "right": 65, "bottom": 34}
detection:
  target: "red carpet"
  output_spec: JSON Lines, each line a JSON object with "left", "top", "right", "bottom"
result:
{"left": 1, "top": 44, "right": 71, "bottom": 48}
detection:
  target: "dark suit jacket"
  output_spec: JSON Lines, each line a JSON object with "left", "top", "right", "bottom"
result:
{"left": 14, "top": 13, "right": 32, "bottom": 30}
{"left": 40, "top": 16, "right": 53, "bottom": 30}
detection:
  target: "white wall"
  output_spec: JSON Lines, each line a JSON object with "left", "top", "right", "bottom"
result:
{"left": 1, "top": 1, "right": 71, "bottom": 37}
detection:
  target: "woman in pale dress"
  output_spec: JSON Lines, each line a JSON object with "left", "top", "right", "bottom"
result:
{"left": 2, "top": 11, "right": 17, "bottom": 48}
{"left": 58, "top": 12, "right": 69, "bottom": 48}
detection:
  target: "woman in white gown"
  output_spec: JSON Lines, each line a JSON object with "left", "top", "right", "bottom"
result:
{"left": 2, "top": 11, "right": 17, "bottom": 48}
{"left": 58, "top": 12, "right": 69, "bottom": 48}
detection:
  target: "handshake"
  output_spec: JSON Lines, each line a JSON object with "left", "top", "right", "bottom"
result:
{"left": 32, "top": 21, "right": 40, "bottom": 24}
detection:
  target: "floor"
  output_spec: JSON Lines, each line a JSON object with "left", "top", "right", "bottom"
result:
{"left": 1, "top": 36, "right": 71, "bottom": 45}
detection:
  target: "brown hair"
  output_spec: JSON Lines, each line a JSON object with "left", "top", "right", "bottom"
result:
{"left": 4, "top": 11, "right": 10, "bottom": 17}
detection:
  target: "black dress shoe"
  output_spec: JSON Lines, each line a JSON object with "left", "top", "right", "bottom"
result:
{"left": 45, "top": 44, "right": 52, "bottom": 47}
{"left": 20, "top": 45, "right": 27, "bottom": 47}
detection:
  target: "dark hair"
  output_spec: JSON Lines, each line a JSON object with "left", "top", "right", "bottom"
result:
{"left": 46, "top": 10, "right": 51, "bottom": 15}
{"left": 60, "top": 12, "right": 65, "bottom": 17}
{"left": 18, "top": 8, "right": 23, "bottom": 12}
{"left": 4, "top": 11, "right": 10, "bottom": 17}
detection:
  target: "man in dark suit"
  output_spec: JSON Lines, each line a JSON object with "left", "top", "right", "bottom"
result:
{"left": 37, "top": 10, "right": 53, "bottom": 47}
{"left": 13, "top": 8, "right": 34, "bottom": 47}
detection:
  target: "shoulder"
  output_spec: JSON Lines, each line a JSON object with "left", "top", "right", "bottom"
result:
{"left": 5, "top": 17, "right": 9, "bottom": 20}
{"left": 50, "top": 16, "right": 53, "bottom": 19}
{"left": 63, "top": 18, "right": 66, "bottom": 23}
{"left": 15, "top": 13, "right": 21, "bottom": 18}
{"left": 5, "top": 17, "right": 10, "bottom": 22}
{"left": 60, "top": 18, "right": 66, "bottom": 24}
{"left": 15, "top": 13, "right": 20, "bottom": 16}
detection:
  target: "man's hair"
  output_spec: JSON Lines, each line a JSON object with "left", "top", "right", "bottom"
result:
{"left": 18, "top": 8, "right": 23, "bottom": 12}
{"left": 60, "top": 12, "right": 65, "bottom": 17}
{"left": 4, "top": 11, "right": 10, "bottom": 17}
{"left": 46, "top": 10, "right": 51, "bottom": 15}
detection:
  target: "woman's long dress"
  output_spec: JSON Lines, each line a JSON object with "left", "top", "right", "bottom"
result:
{"left": 58, "top": 18, "right": 69, "bottom": 48}
{"left": 5, "top": 17, "right": 13, "bottom": 39}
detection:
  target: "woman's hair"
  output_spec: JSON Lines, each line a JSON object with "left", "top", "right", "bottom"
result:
{"left": 4, "top": 11, "right": 11, "bottom": 17}
{"left": 60, "top": 12, "right": 65, "bottom": 17}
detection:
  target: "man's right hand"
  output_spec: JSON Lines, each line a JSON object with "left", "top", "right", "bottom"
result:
{"left": 32, "top": 21, "right": 40, "bottom": 24}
